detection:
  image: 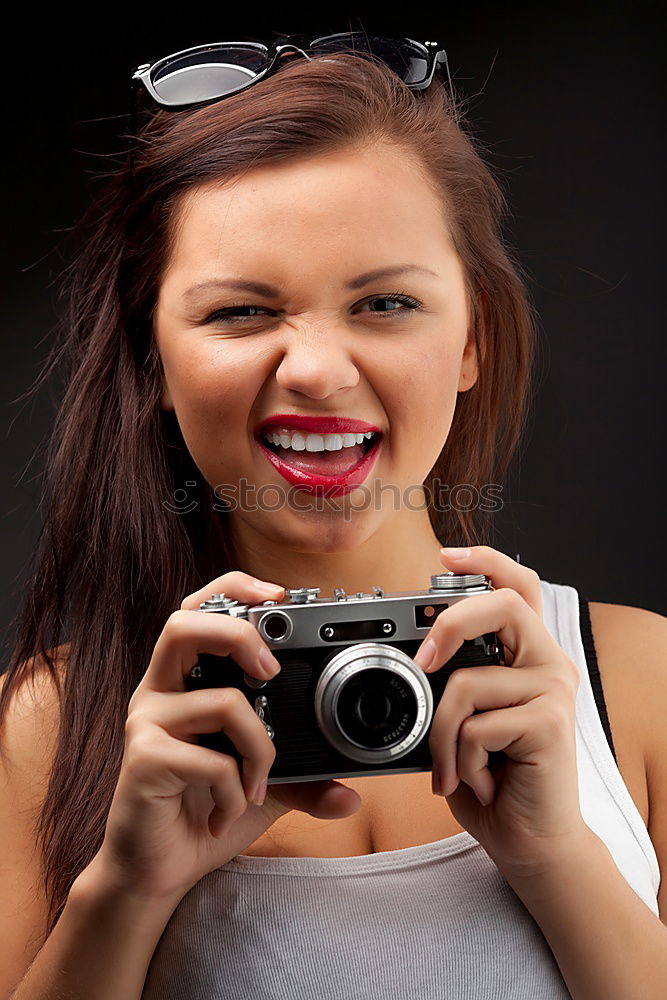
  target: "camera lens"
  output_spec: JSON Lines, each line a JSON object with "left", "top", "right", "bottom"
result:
{"left": 314, "top": 643, "right": 433, "bottom": 764}
{"left": 336, "top": 668, "right": 417, "bottom": 749}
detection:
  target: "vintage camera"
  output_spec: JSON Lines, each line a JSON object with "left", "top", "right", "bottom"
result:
{"left": 184, "top": 572, "right": 504, "bottom": 785}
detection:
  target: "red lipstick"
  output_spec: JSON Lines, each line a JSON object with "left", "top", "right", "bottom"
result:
{"left": 254, "top": 414, "right": 381, "bottom": 436}
{"left": 253, "top": 414, "right": 383, "bottom": 497}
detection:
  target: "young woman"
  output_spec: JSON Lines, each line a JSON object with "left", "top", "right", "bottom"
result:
{"left": 1, "top": 34, "right": 666, "bottom": 1000}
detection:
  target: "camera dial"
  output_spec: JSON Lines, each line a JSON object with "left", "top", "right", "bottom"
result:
{"left": 430, "top": 572, "right": 490, "bottom": 592}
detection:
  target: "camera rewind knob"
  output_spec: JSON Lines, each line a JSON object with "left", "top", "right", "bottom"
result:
{"left": 198, "top": 593, "right": 249, "bottom": 617}
{"left": 199, "top": 593, "right": 238, "bottom": 611}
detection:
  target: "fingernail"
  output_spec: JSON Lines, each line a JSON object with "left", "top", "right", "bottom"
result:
{"left": 258, "top": 646, "right": 281, "bottom": 676}
{"left": 440, "top": 547, "right": 471, "bottom": 559}
{"left": 413, "top": 638, "right": 437, "bottom": 671}
{"left": 432, "top": 764, "right": 444, "bottom": 797}
{"left": 253, "top": 778, "right": 268, "bottom": 806}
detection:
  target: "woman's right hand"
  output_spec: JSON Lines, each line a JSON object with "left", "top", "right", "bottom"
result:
{"left": 84, "top": 571, "right": 362, "bottom": 906}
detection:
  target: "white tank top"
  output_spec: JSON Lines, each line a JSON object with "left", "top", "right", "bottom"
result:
{"left": 141, "top": 579, "right": 660, "bottom": 999}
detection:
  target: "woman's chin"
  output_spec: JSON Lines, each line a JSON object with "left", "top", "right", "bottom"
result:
{"left": 241, "top": 507, "right": 382, "bottom": 554}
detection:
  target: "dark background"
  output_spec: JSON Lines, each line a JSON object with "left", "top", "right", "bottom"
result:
{"left": 2, "top": 2, "right": 665, "bottom": 667}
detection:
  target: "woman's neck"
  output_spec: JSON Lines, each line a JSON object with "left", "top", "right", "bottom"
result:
{"left": 224, "top": 509, "right": 450, "bottom": 599}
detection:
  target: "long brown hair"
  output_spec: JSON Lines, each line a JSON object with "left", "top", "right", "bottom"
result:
{"left": 0, "top": 50, "right": 538, "bottom": 938}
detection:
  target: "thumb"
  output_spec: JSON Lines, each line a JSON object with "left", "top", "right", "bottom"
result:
{"left": 267, "top": 779, "right": 362, "bottom": 821}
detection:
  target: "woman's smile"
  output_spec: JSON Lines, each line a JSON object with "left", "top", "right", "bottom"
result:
{"left": 254, "top": 428, "right": 384, "bottom": 496}
{"left": 251, "top": 414, "right": 385, "bottom": 494}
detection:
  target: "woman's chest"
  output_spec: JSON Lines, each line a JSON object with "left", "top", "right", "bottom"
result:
{"left": 238, "top": 769, "right": 464, "bottom": 858}
{"left": 241, "top": 752, "right": 647, "bottom": 863}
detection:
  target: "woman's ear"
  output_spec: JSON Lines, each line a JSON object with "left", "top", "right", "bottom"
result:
{"left": 458, "top": 289, "right": 487, "bottom": 392}
{"left": 458, "top": 335, "right": 479, "bottom": 392}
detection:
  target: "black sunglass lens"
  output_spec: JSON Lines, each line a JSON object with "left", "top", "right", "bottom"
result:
{"left": 151, "top": 45, "right": 269, "bottom": 104}
{"left": 309, "top": 34, "right": 429, "bottom": 86}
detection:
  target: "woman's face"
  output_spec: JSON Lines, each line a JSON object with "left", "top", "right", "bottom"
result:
{"left": 154, "top": 141, "right": 478, "bottom": 564}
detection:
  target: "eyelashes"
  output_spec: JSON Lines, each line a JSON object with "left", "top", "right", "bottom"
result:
{"left": 201, "top": 291, "right": 425, "bottom": 326}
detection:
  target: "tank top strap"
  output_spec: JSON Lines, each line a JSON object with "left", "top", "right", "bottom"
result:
{"left": 539, "top": 578, "right": 660, "bottom": 910}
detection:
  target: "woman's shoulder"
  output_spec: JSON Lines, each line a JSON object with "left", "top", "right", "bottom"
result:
{"left": 0, "top": 643, "right": 70, "bottom": 751}
{"left": 586, "top": 599, "right": 667, "bottom": 739}
{"left": 586, "top": 600, "right": 667, "bottom": 923}
{"left": 1, "top": 642, "right": 71, "bottom": 680}
{"left": 0, "top": 643, "right": 72, "bottom": 993}
{"left": 586, "top": 600, "right": 667, "bottom": 767}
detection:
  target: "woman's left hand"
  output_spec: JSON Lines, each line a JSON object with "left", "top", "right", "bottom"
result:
{"left": 414, "top": 545, "right": 591, "bottom": 881}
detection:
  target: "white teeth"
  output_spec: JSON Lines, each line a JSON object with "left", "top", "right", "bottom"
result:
{"left": 263, "top": 430, "right": 377, "bottom": 452}
{"left": 306, "top": 435, "right": 324, "bottom": 452}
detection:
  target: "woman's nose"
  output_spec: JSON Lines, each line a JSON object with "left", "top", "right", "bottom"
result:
{"left": 272, "top": 325, "right": 360, "bottom": 399}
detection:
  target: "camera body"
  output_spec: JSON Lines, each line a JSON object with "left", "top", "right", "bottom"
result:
{"left": 184, "top": 572, "right": 503, "bottom": 785}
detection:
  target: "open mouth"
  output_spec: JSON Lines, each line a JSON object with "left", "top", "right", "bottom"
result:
{"left": 259, "top": 430, "right": 380, "bottom": 474}
{"left": 255, "top": 429, "right": 383, "bottom": 487}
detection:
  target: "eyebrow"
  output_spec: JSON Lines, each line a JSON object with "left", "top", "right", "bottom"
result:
{"left": 182, "top": 264, "right": 440, "bottom": 302}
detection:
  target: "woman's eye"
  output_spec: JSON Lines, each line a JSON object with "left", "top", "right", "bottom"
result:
{"left": 202, "top": 292, "right": 424, "bottom": 326}
{"left": 361, "top": 293, "right": 423, "bottom": 317}
{"left": 204, "top": 304, "right": 266, "bottom": 325}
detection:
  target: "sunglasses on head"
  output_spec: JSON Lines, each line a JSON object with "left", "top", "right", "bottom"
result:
{"left": 128, "top": 33, "right": 453, "bottom": 168}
